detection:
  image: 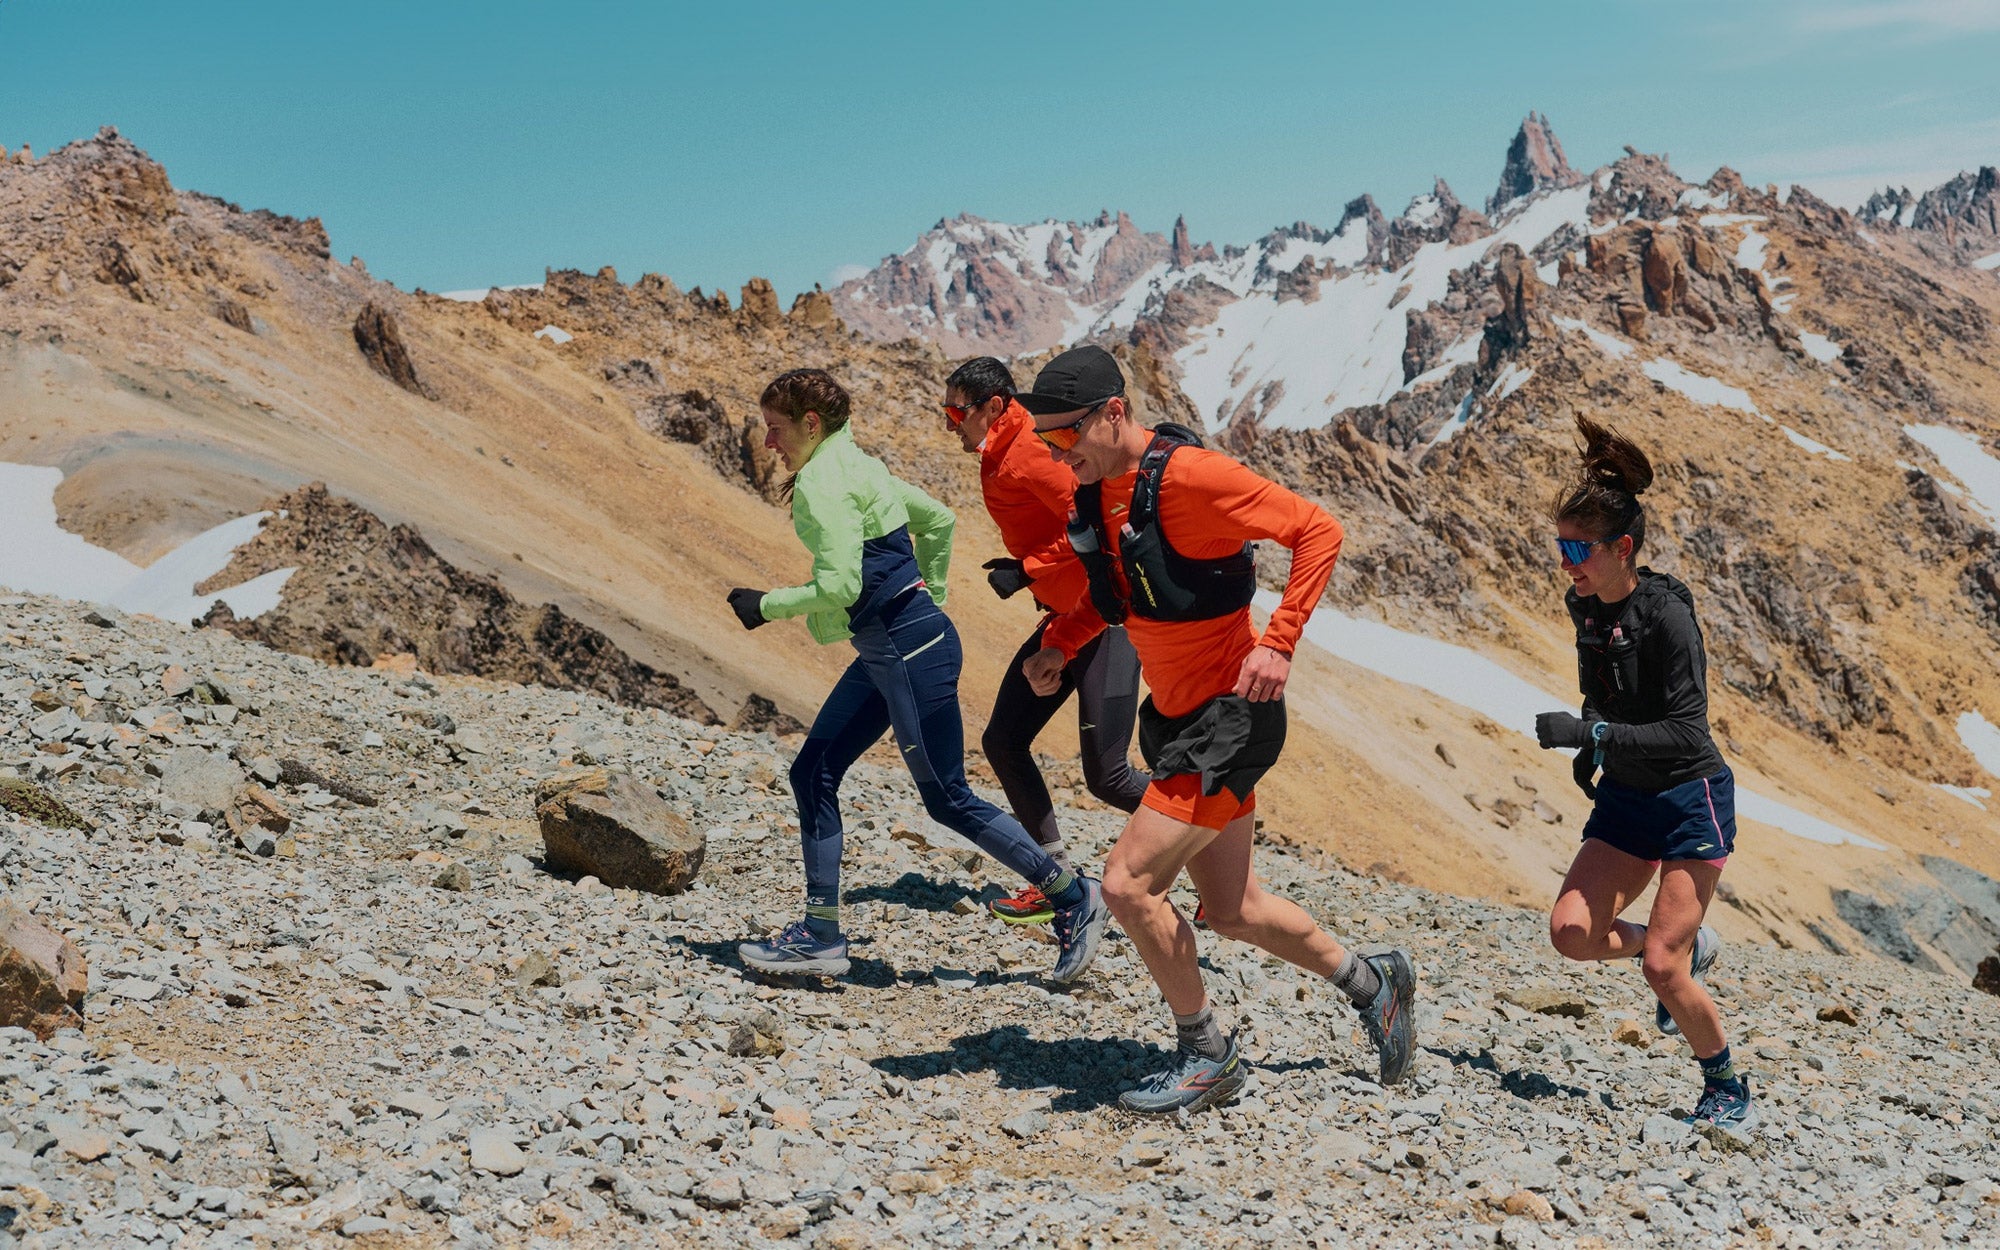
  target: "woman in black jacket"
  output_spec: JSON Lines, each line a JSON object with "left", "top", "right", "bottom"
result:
{"left": 1533, "top": 415, "right": 1752, "bottom": 1135}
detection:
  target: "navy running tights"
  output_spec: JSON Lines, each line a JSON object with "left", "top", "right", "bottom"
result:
{"left": 792, "top": 590, "right": 1062, "bottom": 913}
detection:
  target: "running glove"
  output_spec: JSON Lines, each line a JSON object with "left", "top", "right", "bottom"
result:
{"left": 1571, "top": 749, "right": 1598, "bottom": 799}
{"left": 1534, "top": 710, "right": 1590, "bottom": 750}
{"left": 982, "top": 558, "right": 1031, "bottom": 599}
{"left": 726, "top": 587, "right": 768, "bottom": 630}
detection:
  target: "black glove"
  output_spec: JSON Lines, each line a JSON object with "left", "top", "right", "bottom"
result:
{"left": 982, "top": 557, "right": 1031, "bottom": 600}
{"left": 1534, "top": 710, "right": 1591, "bottom": 750}
{"left": 726, "top": 587, "right": 768, "bottom": 630}
{"left": 1572, "top": 748, "right": 1598, "bottom": 799}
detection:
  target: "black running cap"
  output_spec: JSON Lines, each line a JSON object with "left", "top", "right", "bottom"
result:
{"left": 1016, "top": 346, "right": 1127, "bottom": 416}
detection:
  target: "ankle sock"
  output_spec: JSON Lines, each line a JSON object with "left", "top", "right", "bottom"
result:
{"left": 1173, "top": 1004, "right": 1228, "bottom": 1060}
{"left": 1330, "top": 951, "right": 1382, "bottom": 1006}
{"left": 805, "top": 905, "right": 841, "bottom": 943}
{"left": 1698, "top": 1046, "right": 1740, "bottom": 1087}
{"left": 1043, "top": 869, "right": 1084, "bottom": 911}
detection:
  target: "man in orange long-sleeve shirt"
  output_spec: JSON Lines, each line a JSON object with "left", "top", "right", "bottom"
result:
{"left": 1017, "top": 346, "right": 1420, "bottom": 1115}
{"left": 941, "top": 357, "right": 1149, "bottom": 925}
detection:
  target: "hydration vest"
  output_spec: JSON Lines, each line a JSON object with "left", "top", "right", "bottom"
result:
{"left": 1070, "top": 424, "right": 1257, "bottom": 624}
{"left": 1568, "top": 569, "right": 1702, "bottom": 721}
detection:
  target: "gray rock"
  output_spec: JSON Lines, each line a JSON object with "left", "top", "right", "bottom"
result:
{"left": 159, "top": 747, "right": 244, "bottom": 812}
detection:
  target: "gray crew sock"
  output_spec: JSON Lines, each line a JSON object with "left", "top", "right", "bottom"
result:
{"left": 1330, "top": 951, "right": 1382, "bottom": 1006}
{"left": 1173, "top": 1004, "right": 1228, "bottom": 1059}
{"left": 1040, "top": 838, "right": 1074, "bottom": 875}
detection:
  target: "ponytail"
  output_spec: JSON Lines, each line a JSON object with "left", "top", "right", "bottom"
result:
{"left": 1552, "top": 414, "right": 1652, "bottom": 558}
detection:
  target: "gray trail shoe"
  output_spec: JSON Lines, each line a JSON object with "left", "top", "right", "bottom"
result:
{"left": 1048, "top": 877, "right": 1109, "bottom": 985}
{"left": 1356, "top": 949, "right": 1419, "bottom": 1085}
{"left": 1119, "top": 1034, "right": 1248, "bottom": 1115}
{"left": 738, "top": 920, "right": 850, "bottom": 978}
{"left": 1685, "top": 1075, "right": 1757, "bottom": 1137}
{"left": 1658, "top": 925, "right": 1720, "bottom": 1037}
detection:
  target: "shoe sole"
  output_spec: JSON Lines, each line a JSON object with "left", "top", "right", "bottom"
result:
{"left": 991, "top": 909, "right": 1055, "bottom": 926}
{"left": 1048, "top": 889, "right": 1109, "bottom": 985}
{"left": 1658, "top": 927, "right": 1721, "bottom": 1037}
{"left": 1119, "top": 1067, "right": 1248, "bottom": 1115}
{"left": 739, "top": 950, "right": 851, "bottom": 978}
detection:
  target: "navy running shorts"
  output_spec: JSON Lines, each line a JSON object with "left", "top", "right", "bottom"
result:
{"left": 1581, "top": 767, "right": 1736, "bottom": 864}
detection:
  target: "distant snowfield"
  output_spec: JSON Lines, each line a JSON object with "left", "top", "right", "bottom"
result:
{"left": 1261, "top": 589, "right": 1887, "bottom": 849}
{"left": 1641, "top": 358, "right": 1769, "bottom": 421}
{"left": 1958, "top": 711, "right": 2000, "bottom": 780}
{"left": 1904, "top": 424, "right": 2000, "bottom": 523}
{"left": 1975, "top": 252, "right": 2000, "bottom": 272}
{"left": 1782, "top": 426, "right": 1850, "bottom": 461}
{"left": 0, "top": 463, "right": 294, "bottom": 623}
{"left": 1798, "top": 332, "right": 1843, "bottom": 364}
{"left": 1177, "top": 185, "right": 1594, "bottom": 430}
{"left": 436, "top": 283, "right": 544, "bottom": 302}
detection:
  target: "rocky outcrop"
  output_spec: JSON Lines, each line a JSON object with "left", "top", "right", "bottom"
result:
{"left": 1382, "top": 179, "right": 1491, "bottom": 270}
{"left": 739, "top": 277, "right": 783, "bottom": 328}
{"left": 0, "top": 899, "right": 88, "bottom": 1040}
{"left": 194, "top": 484, "right": 720, "bottom": 724}
{"left": 1169, "top": 215, "right": 1216, "bottom": 269}
{"left": 1489, "top": 112, "right": 1582, "bottom": 214}
{"left": 352, "top": 302, "right": 426, "bottom": 397}
{"left": 1911, "top": 166, "right": 2000, "bottom": 255}
{"left": 535, "top": 768, "right": 705, "bottom": 894}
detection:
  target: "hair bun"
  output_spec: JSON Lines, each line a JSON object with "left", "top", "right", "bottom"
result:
{"left": 1574, "top": 414, "right": 1654, "bottom": 495}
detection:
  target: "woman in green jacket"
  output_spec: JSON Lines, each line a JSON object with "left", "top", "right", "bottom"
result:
{"left": 727, "top": 369, "right": 1107, "bottom": 983}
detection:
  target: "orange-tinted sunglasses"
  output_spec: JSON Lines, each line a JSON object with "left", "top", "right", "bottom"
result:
{"left": 942, "top": 403, "right": 973, "bottom": 428}
{"left": 1032, "top": 401, "right": 1107, "bottom": 451}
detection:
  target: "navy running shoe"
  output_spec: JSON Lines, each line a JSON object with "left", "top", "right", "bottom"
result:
{"left": 1048, "top": 877, "right": 1109, "bottom": 985}
{"left": 1356, "top": 949, "right": 1419, "bottom": 1086}
{"left": 1658, "top": 925, "right": 1720, "bottom": 1037}
{"left": 1119, "top": 1034, "right": 1248, "bottom": 1115}
{"left": 738, "top": 920, "right": 850, "bottom": 977}
{"left": 1684, "top": 1076, "right": 1757, "bottom": 1136}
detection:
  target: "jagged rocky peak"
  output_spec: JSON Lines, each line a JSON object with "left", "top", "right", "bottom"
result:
{"left": 1489, "top": 111, "right": 1582, "bottom": 214}
{"left": 1382, "top": 178, "right": 1490, "bottom": 269}
{"left": 1593, "top": 146, "right": 1691, "bottom": 223}
{"left": 1169, "top": 215, "right": 1217, "bottom": 269}
{"left": 1861, "top": 185, "right": 1919, "bottom": 228}
{"left": 1913, "top": 167, "right": 2000, "bottom": 251}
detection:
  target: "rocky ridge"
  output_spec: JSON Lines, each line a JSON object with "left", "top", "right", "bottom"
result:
{"left": 6, "top": 593, "right": 2000, "bottom": 1248}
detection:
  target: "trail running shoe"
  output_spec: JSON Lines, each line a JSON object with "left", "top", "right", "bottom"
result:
{"left": 1356, "top": 949, "right": 1419, "bottom": 1086}
{"left": 1657, "top": 924, "right": 1720, "bottom": 1037}
{"left": 738, "top": 921, "right": 850, "bottom": 977}
{"left": 1048, "top": 877, "right": 1109, "bottom": 985}
{"left": 990, "top": 885, "right": 1055, "bottom": 925}
{"left": 1684, "top": 1076, "right": 1757, "bottom": 1136}
{"left": 1119, "top": 1034, "right": 1248, "bottom": 1115}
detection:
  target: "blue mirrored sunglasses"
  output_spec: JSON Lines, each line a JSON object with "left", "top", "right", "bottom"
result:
{"left": 1558, "top": 533, "right": 1625, "bottom": 565}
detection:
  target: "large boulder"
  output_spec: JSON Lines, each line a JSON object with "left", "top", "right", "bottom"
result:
{"left": 1, "top": 899, "right": 88, "bottom": 1039}
{"left": 534, "top": 769, "right": 704, "bottom": 894}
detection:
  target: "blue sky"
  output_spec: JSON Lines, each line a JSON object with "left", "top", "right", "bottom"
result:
{"left": 4, "top": 0, "right": 1997, "bottom": 300}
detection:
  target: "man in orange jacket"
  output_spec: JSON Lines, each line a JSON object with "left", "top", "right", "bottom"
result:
{"left": 941, "top": 357, "right": 1149, "bottom": 925}
{"left": 1020, "top": 346, "right": 1419, "bottom": 1114}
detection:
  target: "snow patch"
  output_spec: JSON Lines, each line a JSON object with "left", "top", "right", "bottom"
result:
{"left": 1423, "top": 390, "right": 1477, "bottom": 457}
{"left": 1935, "top": 784, "right": 1991, "bottom": 810}
{"left": 1975, "top": 251, "right": 2000, "bottom": 271}
{"left": 1904, "top": 425, "right": 2000, "bottom": 523}
{"left": 534, "top": 325, "right": 574, "bottom": 344}
{"left": 1641, "top": 359, "right": 1768, "bottom": 420}
{"left": 1958, "top": 711, "right": 2000, "bottom": 779}
{"left": 1536, "top": 260, "right": 1561, "bottom": 287}
{"left": 1798, "top": 332, "right": 1843, "bottom": 363}
{"left": 1489, "top": 364, "right": 1533, "bottom": 400}
{"left": 0, "top": 463, "right": 294, "bottom": 623}
{"left": 1554, "top": 316, "right": 1635, "bottom": 359}
{"left": 1678, "top": 188, "right": 1728, "bottom": 211}
{"left": 1261, "top": 589, "right": 1884, "bottom": 848}
{"left": 1782, "top": 426, "right": 1850, "bottom": 461}
{"left": 436, "top": 283, "right": 542, "bottom": 302}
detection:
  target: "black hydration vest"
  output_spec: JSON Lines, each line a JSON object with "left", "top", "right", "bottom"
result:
{"left": 1069, "top": 424, "right": 1257, "bottom": 625}
{"left": 1568, "top": 569, "right": 1700, "bottom": 722}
